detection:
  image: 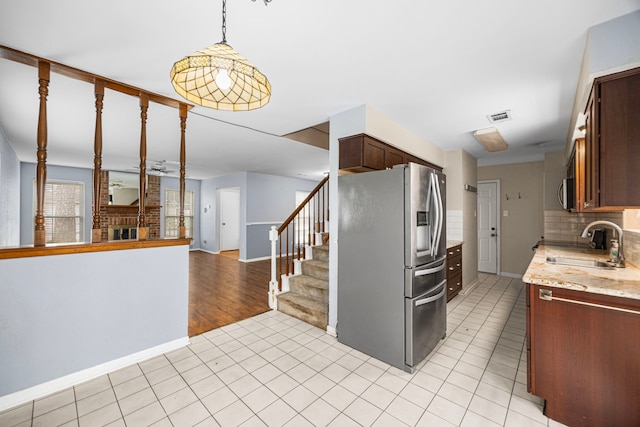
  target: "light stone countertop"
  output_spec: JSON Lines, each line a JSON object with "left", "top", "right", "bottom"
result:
{"left": 523, "top": 242, "right": 640, "bottom": 300}
{"left": 447, "top": 240, "right": 463, "bottom": 249}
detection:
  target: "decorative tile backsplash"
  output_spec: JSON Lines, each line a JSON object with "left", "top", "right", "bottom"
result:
{"left": 543, "top": 210, "right": 639, "bottom": 267}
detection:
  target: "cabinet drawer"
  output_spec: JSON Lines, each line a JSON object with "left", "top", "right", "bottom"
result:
{"left": 446, "top": 253, "right": 462, "bottom": 278}
{"left": 447, "top": 271, "right": 462, "bottom": 301}
{"left": 447, "top": 245, "right": 462, "bottom": 257}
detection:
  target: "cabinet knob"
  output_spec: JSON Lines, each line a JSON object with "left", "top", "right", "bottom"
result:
{"left": 449, "top": 287, "right": 453, "bottom": 291}
{"left": 449, "top": 266, "right": 454, "bottom": 271}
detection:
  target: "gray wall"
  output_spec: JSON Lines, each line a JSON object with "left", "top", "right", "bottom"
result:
{"left": 246, "top": 173, "right": 318, "bottom": 260}
{"left": 200, "top": 172, "right": 319, "bottom": 260}
{"left": 20, "top": 163, "right": 93, "bottom": 246}
{"left": 0, "top": 244, "right": 189, "bottom": 398}
{"left": 0, "top": 128, "right": 20, "bottom": 247}
{"left": 200, "top": 172, "right": 247, "bottom": 255}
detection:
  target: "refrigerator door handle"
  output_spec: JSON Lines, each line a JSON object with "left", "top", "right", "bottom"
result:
{"left": 433, "top": 172, "right": 444, "bottom": 257}
{"left": 415, "top": 259, "right": 446, "bottom": 276}
{"left": 415, "top": 281, "right": 447, "bottom": 306}
{"left": 429, "top": 172, "right": 439, "bottom": 257}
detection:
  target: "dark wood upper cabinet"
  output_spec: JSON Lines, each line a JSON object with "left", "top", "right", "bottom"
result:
{"left": 339, "top": 133, "right": 441, "bottom": 173}
{"left": 580, "top": 66, "right": 640, "bottom": 210}
{"left": 385, "top": 146, "right": 405, "bottom": 169}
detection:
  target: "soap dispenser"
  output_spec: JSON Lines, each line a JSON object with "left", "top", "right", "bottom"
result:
{"left": 610, "top": 239, "right": 619, "bottom": 262}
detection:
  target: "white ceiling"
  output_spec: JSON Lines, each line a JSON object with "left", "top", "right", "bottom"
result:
{"left": 1, "top": 1, "right": 639, "bottom": 181}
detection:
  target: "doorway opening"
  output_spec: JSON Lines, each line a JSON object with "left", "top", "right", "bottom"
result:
{"left": 217, "top": 187, "right": 240, "bottom": 258}
{"left": 478, "top": 180, "right": 500, "bottom": 274}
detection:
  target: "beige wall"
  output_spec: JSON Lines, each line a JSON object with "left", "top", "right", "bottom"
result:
{"left": 445, "top": 149, "right": 478, "bottom": 288}
{"left": 478, "top": 161, "right": 544, "bottom": 276}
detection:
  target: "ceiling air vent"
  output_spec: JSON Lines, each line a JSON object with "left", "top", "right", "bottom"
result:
{"left": 487, "top": 110, "right": 512, "bottom": 124}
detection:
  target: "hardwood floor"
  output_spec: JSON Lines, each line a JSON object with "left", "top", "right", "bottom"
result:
{"left": 189, "top": 251, "right": 271, "bottom": 336}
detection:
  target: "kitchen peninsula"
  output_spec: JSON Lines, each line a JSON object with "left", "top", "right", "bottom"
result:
{"left": 523, "top": 242, "right": 640, "bottom": 427}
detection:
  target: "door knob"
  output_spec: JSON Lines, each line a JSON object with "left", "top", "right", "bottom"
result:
{"left": 491, "top": 233, "right": 496, "bottom": 237}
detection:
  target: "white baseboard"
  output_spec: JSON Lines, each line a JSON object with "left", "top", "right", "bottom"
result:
{"left": 500, "top": 272, "right": 524, "bottom": 279}
{"left": 326, "top": 325, "right": 337, "bottom": 337}
{"left": 240, "top": 255, "right": 271, "bottom": 263}
{"left": 0, "top": 337, "right": 189, "bottom": 413}
{"left": 198, "top": 249, "right": 219, "bottom": 255}
{"left": 459, "top": 278, "right": 480, "bottom": 296}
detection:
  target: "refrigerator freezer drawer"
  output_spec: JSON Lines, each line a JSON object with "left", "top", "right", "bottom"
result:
{"left": 405, "top": 280, "right": 447, "bottom": 369}
{"left": 405, "top": 256, "right": 447, "bottom": 298}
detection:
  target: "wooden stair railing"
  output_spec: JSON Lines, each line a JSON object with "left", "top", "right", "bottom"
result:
{"left": 269, "top": 175, "right": 329, "bottom": 309}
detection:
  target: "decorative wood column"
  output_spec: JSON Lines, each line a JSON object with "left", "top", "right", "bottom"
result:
{"left": 179, "top": 104, "right": 188, "bottom": 239}
{"left": 91, "top": 80, "right": 105, "bottom": 243}
{"left": 34, "top": 61, "right": 50, "bottom": 247}
{"left": 138, "top": 94, "right": 149, "bottom": 240}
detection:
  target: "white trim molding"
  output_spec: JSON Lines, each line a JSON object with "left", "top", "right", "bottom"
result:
{"left": 0, "top": 337, "right": 189, "bottom": 412}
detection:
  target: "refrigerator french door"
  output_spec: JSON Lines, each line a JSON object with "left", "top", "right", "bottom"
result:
{"left": 338, "top": 163, "right": 447, "bottom": 372}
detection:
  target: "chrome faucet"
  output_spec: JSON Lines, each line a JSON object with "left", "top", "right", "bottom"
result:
{"left": 580, "top": 220, "right": 625, "bottom": 267}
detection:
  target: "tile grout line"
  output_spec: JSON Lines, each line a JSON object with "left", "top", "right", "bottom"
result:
{"left": 424, "top": 275, "right": 525, "bottom": 425}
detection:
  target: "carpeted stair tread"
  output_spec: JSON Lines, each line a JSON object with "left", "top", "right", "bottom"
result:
{"left": 288, "top": 275, "right": 328, "bottom": 303}
{"left": 311, "top": 244, "right": 329, "bottom": 262}
{"left": 301, "top": 259, "right": 329, "bottom": 281}
{"left": 278, "top": 293, "right": 328, "bottom": 330}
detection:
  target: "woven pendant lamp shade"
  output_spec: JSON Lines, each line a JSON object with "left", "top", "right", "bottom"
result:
{"left": 170, "top": 42, "right": 271, "bottom": 111}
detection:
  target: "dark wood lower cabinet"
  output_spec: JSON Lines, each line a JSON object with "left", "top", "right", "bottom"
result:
{"left": 446, "top": 245, "right": 462, "bottom": 301}
{"left": 527, "top": 283, "right": 640, "bottom": 427}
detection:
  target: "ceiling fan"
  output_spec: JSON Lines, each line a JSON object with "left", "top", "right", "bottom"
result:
{"left": 130, "top": 160, "right": 179, "bottom": 176}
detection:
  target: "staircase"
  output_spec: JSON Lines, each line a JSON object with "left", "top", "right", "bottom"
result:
{"left": 268, "top": 175, "right": 330, "bottom": 330}
{"left": 277, "top": 244, "right": 328, "bottom": 329}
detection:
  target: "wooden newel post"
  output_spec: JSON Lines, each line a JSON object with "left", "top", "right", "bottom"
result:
{"left": 34, "top": 61, "right": 50, "bottom": 247}
{"left": 138, "top": 94, "right": 149, "bottom": 240}
{"left": 91, "top": 80, "right": 105, "bottom": 243}
{"left": 179, "top": 104, "right": 187, "bottom": 239}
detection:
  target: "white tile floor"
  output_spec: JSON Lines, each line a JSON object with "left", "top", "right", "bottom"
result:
{"left": 0, "top": 273, "right": 569, "bottom": 427}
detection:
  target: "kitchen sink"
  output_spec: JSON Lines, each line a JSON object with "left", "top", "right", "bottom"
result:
{"left": 546, "top": 256, "right": 613, "bottom": 269}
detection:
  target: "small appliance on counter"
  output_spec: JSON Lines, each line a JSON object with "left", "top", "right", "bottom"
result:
{"left": 338, "top": 162, "right": 447, "bottom": 373}
{"left": 590, "top": 229, "right": 607, "bottom": 249}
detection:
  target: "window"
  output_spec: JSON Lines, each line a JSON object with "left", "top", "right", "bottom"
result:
{"left": 165, "top": 189, "right": 194, "bottom": 238}
{"left": 34, "top": 180, "right": 84, "bottom": 243}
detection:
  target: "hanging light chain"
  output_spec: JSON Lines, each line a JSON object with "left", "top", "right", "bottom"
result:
{"left": 222, "top": 0, "right": 272, "bottom": 43}
{"left": 221, "top": 0, "right": 227, "bottom": 43}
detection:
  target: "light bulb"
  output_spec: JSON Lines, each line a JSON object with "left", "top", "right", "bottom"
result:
{"left": 215, "top": 68, "right": 232, "bottom": 90}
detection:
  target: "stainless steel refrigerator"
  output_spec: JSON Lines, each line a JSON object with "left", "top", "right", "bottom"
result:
{"left": 338, "top": 163, "right": 447, "bottom": 372}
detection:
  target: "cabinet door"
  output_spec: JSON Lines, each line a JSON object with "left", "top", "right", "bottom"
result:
{"left": 573, "top": 138, "right": 586, "bottom": 212}
{"left": 528, "top": 284, "right": 640, "bottom": 427}
{"left": 362, "top": 136, "right": 386, "bottom": 170}
{"left": 386, "top": 146, "right": 405, "bottom": 169}
{"left": 583, "top": 90, "right": 598, "bottom": 210}
{"left": 598, "top": 71, "right": 640, "bottom": 207}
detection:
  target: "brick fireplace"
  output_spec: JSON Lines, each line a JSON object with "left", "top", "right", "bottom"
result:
{"left": 99, "top": 171, "right": 162, "bottom": 241}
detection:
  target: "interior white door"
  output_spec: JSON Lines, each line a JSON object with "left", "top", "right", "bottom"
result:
{"left": 478, "top": 181, "right": 498, "bottom": 274}
{"left": 219, "top": 188, "right": 240, "bottom": 251}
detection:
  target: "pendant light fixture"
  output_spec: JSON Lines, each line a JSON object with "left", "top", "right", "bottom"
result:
{"left": 170, "top": 0, "right": 271, "bottom": 111}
